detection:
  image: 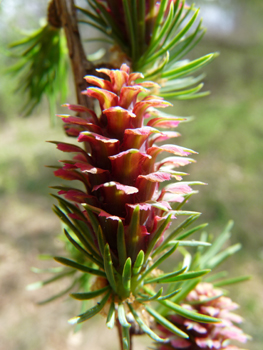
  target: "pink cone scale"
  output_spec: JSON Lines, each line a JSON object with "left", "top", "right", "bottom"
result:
{"left": 52, "top": 64, "right": 197, "bottom": 293}
{"left": 157, "top": 283, "right": 249, "bottom": 350}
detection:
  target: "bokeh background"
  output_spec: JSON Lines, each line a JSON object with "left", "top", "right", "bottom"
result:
{"left": 0, "top": 0, "right": 262, "bottom": 349}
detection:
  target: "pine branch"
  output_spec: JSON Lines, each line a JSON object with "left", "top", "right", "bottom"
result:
{"left": 54, "top": 0, "right": 94, "bottom": 110}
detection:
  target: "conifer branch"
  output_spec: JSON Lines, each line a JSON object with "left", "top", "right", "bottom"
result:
{"left": 54, "top": 0, "right": 94, "bottom": 109}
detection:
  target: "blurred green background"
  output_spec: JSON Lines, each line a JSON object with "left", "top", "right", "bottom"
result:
{"left": 0, "top": 0, "right": 262, "bottom": 349}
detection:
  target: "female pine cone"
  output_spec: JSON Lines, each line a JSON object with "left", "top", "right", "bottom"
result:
{"left": 53, "top": 64, "right": 196, "bottom": 269}
{"left": 157, "top": 283, "right": 249, "bottom": 350}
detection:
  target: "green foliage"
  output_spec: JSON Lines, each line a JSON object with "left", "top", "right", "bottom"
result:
{"left": 8, "top": 23, "right": 68, "bottom": 123}
{"left": 6, "top": 1, "right": 218, "bottom": 119}
{"left": 32, "top": 195, "right": 240, "bottom": 343}
{"left": 78, "top": 0, "right": 217, "bottom": 99}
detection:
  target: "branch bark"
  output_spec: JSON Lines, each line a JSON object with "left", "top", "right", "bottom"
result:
{"left": 54, "top": 0, "right": 94, "bottom": 109}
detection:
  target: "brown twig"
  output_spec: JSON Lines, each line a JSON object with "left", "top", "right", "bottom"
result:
{"left": 54, "top": 0, "right": 94, "bottom": 110}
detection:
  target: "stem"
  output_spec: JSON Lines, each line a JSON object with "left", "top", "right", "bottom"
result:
{"left": 54, "top": 0, "right": 94, "bottom": 110}
{"left": 116, "top": 319, "right": 124, "bottom": 350}
{"left": 116, "top": 319, "right": 133, "bottom": 350}
{"left": 130, "top": 332, "right": 133, "bottom": 350}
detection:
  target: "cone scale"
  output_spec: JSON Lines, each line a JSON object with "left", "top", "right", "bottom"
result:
{"left": 157, "top": 283, "right": 249, "bottom": 350}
